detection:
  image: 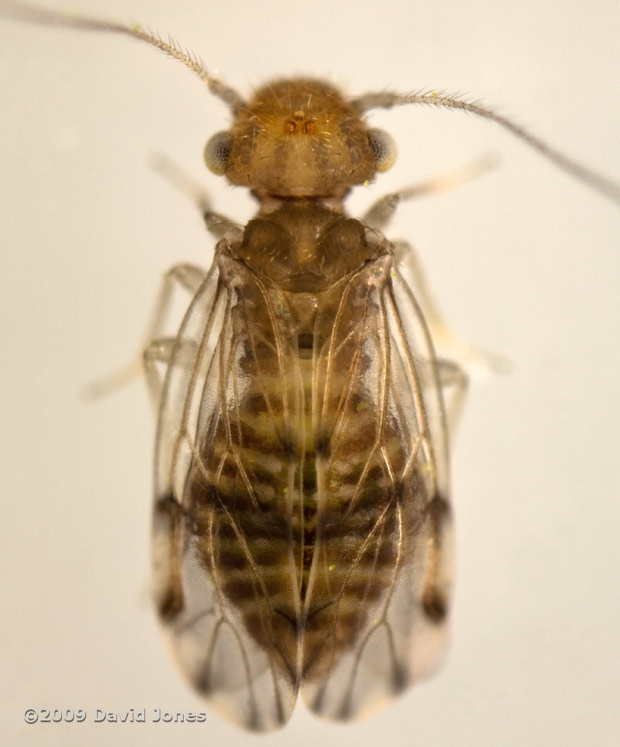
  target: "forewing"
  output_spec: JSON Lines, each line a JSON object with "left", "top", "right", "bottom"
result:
{"left": 301, "top": 255, "right": 452, "bottom": 720}
{"left": 152, "top": 254, "right": 304, "bottom": 731}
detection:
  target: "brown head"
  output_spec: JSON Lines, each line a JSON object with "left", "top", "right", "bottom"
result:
{"left": 2, "top": 6, "right": 617, "bottom": 204}
{"left": 204, "top": 78, "right": 396, "bottom": 198}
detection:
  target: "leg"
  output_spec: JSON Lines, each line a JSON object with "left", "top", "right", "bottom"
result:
{"left": 362, "top": 154, "right": 497, "bottom": 231}
{"left": 396, "top": 239, "right": 509, "bottom": 375}
{"left": 436, "top": 359, "right": 468, "bottom": 440}
{"left": 149, "top": 153, "right": 241, "bottom": 240}
{"left": 143, "top": 336, "right": 201, "bottom": 409}
{"left": 84, "top": 263, "right": 207, "bottom": 401}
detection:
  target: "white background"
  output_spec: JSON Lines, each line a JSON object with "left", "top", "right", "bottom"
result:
{"left": 1, "top": 1, "right": 619, "bottom": 745}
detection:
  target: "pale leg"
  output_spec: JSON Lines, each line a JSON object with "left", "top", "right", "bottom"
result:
{"left": 85, "top": 264, "right": 207, "bottom": 402}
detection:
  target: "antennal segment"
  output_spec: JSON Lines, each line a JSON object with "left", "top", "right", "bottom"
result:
{"left": 0, "top": 0, "right": 246, "bottom": 113}
{"left": 354, "top": 89, "right": 620, "bottom": 206}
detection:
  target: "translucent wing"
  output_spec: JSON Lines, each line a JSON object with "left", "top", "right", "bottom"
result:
{"left": 301, "top": 255, "right": 452, "bottom": 720}
{"left": 152, "top": 253, "right": 304, "bottom": 731}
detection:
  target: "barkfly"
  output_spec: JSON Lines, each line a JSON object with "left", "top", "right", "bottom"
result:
{"left": 3, "top": 0, "right": 620, "bottom": 734}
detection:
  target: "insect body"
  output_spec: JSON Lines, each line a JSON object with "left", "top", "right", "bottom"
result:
{"left": 153, "top": 79, "right": 453, "bottom": 730}
{"left": 3, "top": 0, "right": 619, "bottom": 734}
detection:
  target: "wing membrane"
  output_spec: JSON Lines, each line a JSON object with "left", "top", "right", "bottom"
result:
{"left": 302, "top": 256, "right": 452, "bottom": 720}
{"left": 151, "top": 236, "right": 451, "bottom": 727}
{"left": 152, "top": 254, "right": 304, "bottom": 731}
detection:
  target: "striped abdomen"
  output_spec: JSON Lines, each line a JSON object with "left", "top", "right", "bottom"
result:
{"left": 186, "top": 228, "right": 422, "bottom": 686}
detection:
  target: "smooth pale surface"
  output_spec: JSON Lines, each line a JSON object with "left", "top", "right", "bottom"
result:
{"left": 1, "top": 1, "right": 619, "bottom": 745}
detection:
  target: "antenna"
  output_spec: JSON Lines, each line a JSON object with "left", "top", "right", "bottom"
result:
{"left": 0, "top": 0, "right": 246, "bottom": 112}
{"left": 353, "top": 90, "right": 620, "bottom": 206}
{"left": 2, "top": 1, "right": 619, "bottom": 204}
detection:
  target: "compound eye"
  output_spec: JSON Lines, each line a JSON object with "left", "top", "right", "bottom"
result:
{"left": 204, "top": 131, "right": 232, "bottom": 175}
{"left": 367, "top": 128, "right": 397, "bottom": 173}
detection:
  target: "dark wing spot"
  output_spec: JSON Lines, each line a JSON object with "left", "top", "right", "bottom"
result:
{"left": 426, "top": 493, "right": 450, "bottom": 520}
{"left": 158, "top": 584, "right": 184, "bottom": 620}
{"left": 154, "top": 491, "right": 181, "bottom": 516}
{"left": 422, "top": 588, "right": 448, "bottom": 623}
